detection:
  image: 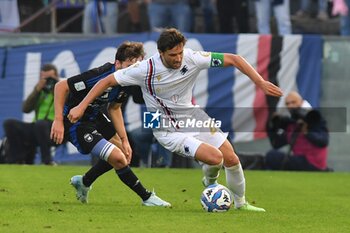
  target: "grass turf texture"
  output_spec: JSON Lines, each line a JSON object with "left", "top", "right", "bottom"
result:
{"left": 0, "top": 165, "right": 349, "bottom": 233}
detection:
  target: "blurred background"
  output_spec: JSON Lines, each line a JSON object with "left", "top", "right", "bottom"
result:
{"left": 0, "top": 0, "right": 349, "bottom": 171}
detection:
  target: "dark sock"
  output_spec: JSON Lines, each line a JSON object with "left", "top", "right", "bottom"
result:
{"left": 116, "top": 166, "right": 151, "bottom": 201}
{"left": 83, "top": 159, "right": 113, "bottom": 187}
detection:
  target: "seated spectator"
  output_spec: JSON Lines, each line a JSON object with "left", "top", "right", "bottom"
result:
{"left": 265, "top": 91, "right": 330, "bottom": 171}
{"left": 254, "top": 0, "right": 292, "bottom": 35}
{"left": 2, "top": 64, "right": 59, "bottom": 165}
{"left": 295, "top": 0, "right": 329, "bottom": 21}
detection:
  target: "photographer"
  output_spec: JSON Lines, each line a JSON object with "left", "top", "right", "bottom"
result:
{"left": 2, "top": 64, "right": 59, "bottom": 165}
{"left": 265, "top": 91, "right": 330, "bottom": 171}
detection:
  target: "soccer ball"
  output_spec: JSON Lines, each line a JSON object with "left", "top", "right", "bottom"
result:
{"left": 200, "top": 184, "right": 232, "bottom": 212}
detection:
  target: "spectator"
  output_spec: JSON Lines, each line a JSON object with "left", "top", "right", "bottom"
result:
{"left": 216, "top": 0, "right": 250, "bottom": 33}
{"left": 50, "top": 41, "right": 170, "bottom": 206}
{"left": 2, "top": 64, "right": 59, "bottom": 165}
{"left": 295, "top": 0, "right": 329, "bottom": 21}
{"left": 332, "top": 0, "right": 350, "bottom": 35}
{"left": 146, "top": 0, "right": 191, "bottom": 32}
{"left": 118, "top": 0, "right": 151, "bottom": 33}
{"left": 189, "top": 0, "right": 216, "bottom": 33}
{"left": 265, "top": 91, "right": 330, "bottom": 171}
{"left": 0, "top": 0, "right": 20, "bottom": 33}
{"left": 82, "top": 0, "right": 119, "bottom": 34}
{"left": 254, "top": 0, "right": 292, "bottom": 35}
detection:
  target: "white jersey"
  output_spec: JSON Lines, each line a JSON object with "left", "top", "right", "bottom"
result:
{"left": 114, "top": 48, "right": 218, "bottom": 115}
{"left": 114, "top": 48, "right": 227, "bottom": 156}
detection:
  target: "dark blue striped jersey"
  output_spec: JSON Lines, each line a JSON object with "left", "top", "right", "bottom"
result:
{"left": 64, "top": 62, "right": 129, "bottom": 121}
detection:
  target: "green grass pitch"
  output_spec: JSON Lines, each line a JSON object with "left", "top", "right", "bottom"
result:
{"left": 0, "top": 165, "right": 350, "bottom": 233}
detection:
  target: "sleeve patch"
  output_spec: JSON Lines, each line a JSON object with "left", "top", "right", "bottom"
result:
{"left": 74, "top": 81, "right": 86, "bottom": 91}
{"left": 210, "top": 53, "right": 224, "bottom": 67}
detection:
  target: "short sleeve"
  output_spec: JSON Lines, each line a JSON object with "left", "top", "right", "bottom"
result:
{"left": 114, "top": 61, "right": 144, "bottom": 87}
{"left": 187, "top": 49, "right": 224, "bottom": 69}
{"left": 187, "top": 49, "right": 212, "bottom": 69}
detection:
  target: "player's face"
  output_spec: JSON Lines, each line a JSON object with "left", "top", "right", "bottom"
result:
{"left": 160, "top": 43, "right": 184, "bottom": 69}
{"left": 116, "top": 56, "right": 143, "bottom": 69}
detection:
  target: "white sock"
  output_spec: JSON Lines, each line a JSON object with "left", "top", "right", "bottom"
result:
{"left": 225, "top": 163, "right": 246, "bottom": 208}
{"left": 202, "top": 161, "right": 223, "bottom": 186}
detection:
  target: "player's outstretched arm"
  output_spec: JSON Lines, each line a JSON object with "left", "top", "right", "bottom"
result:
{"left": 51, "top": 79, "right": 69, "bottom": 144}
{"left": 223, "top": 53, "right": 283, "bottom": 97}
{"left": 68, "top": 74, "right": 118, "bottom": 123}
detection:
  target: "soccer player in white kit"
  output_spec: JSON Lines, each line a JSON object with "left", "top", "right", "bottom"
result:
{"left": 67, "top": 28, "right": 283, "bottom": 211}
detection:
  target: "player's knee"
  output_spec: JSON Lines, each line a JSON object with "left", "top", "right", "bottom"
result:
{"left": 195, "top": 143, "right": 223, "bottom": 165}
{"left": 219, "top": 141, "right": 240, "bottom": 166}
{"left": 206, "top": 150, "right": 223, "bottom": 166}
{"left": 223, "top": 151, "right": 240, "bottom": 166}
{"left": 108, "top": 150, "right": 128, "bottom": 169}
{"left": 91, "top": 139, "right": 127, "bottom": 168}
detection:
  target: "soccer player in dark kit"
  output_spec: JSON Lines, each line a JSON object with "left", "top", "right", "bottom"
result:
{"left": 50, "top": 41, "right": 170, "bottom": 206}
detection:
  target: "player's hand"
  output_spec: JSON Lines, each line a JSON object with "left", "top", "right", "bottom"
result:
{"left": 121, "top": 138, "right": 132, "bottom": 164}
{"left": 50, "top": 120, "right": 65, "bottom": 144}
{"left": 260, "top": 80, "right": 283, "bottom": 97}
{"left": 68, "top": 106, "right": 84, "bottom": 123}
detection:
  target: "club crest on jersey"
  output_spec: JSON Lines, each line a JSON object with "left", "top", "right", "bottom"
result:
{"left": 184, "top": 145, "right": 190, "bottom": 154}
{"left": 180, "top": 65, "right": 188, "bottom": 75}
{"left": 84, "top": 133, "right": 93, "bottom": 142}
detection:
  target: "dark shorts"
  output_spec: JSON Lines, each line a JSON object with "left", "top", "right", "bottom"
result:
{"left": 65, "top": 112, "right": 116, "bottom": 154}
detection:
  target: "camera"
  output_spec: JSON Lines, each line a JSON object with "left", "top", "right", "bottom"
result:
{"left": 43, "top": 77, "right": 58, "bottom": 93}
{"left": 290, "top": 108, "right": 309, "bottom": 121}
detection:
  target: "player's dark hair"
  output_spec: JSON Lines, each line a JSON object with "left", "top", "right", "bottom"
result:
{"left": 41, "top": 63, "right": 58, "bottom": 76}
{"left": 115, "top": 41, "right": 145, "bottom": 62}
{"left": 157, "top": 28, "right": 187, "bottom": 52}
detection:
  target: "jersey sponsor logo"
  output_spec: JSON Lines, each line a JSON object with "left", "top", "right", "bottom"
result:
{"left": 74, "top": 81, "right": 86, "bottom": 91}
{"left": 84, "top": 133, "right": 93, "bottom": 143}
{"left": 91, "top": 130, "right": 100, "bottom": 135}
{"left": 180, "top": 65, "right": 188, "bottom": 75}
{"left": 99, "top": 87, "right": 112, "bottom": 100}
{"left": 143, "top": 110, "right": 161, "bottom": 128}
{"left": 117, "top": 90, "right": 126, "bottom": 99}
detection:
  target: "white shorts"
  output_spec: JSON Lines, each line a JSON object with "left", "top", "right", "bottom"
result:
{"left": 153, "top": 107, "right": 229, "bottom": 159}
{"left": 153, "top": 130, "right": 228, "bottom": 158}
